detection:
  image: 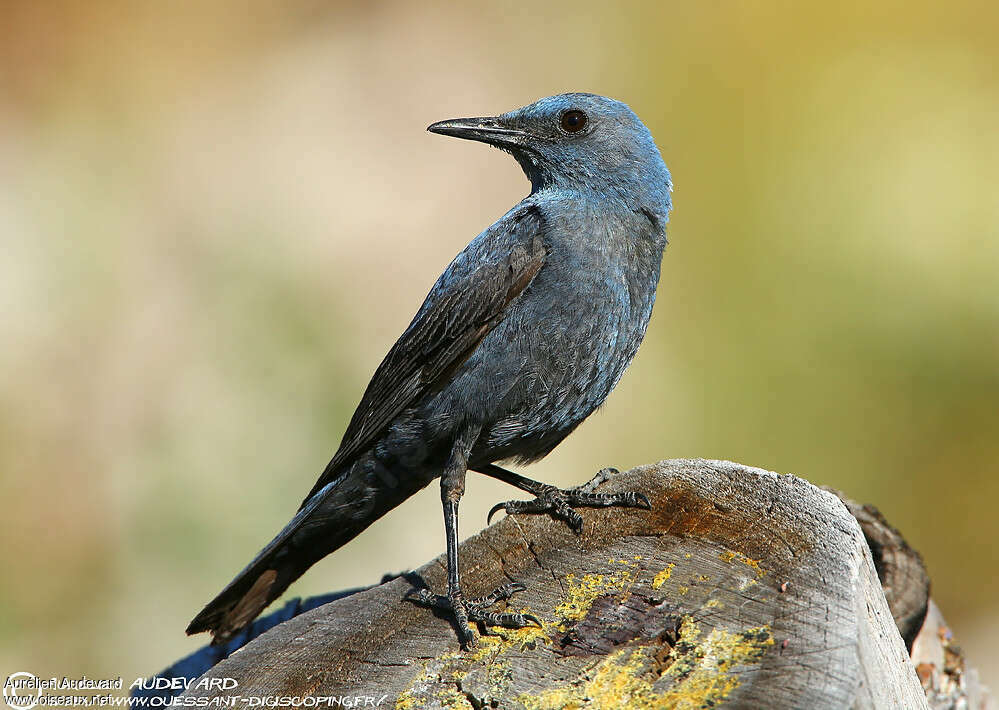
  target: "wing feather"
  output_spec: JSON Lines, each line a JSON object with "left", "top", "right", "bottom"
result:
{"left": 300, "top": 206, "right": 546, "bottom": 506}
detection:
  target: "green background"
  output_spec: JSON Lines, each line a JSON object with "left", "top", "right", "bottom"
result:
{"left": 1, "top": 0, "right": 996, "bottom": 688}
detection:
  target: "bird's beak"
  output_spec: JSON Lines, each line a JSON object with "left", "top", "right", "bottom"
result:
{"left": 427, "top": 116, "right": 527, "bottom": 149}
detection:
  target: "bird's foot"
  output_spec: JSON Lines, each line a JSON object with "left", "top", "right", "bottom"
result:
{"left": 407, "top": 582, "right": 540, "bottom": 648}
{"left": 487, "top": 467, "right": 651, "bottom": 533}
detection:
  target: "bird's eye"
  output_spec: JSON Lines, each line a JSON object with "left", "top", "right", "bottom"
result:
{"left": 560, "top": 110, "right": 588, "bottom": 133}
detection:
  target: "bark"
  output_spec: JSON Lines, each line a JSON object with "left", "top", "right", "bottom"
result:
{"left": 167, "top": 459, "right": 992, "bottom": 709}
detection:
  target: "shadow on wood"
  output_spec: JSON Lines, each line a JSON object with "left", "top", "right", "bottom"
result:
{"left": 170, "top": 459, "right": 989, "bottom": 709}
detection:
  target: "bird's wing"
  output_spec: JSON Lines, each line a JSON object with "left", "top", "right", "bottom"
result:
{"left": 300, "top": 205, "right": 546, "bottom": 507}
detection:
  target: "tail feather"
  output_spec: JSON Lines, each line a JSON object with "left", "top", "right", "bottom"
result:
{"left": 187, "top": 465, "right": 427, "bottom": 645}
{"left": 187, "top": 478, "right": 350, "bottom": 645}
{"left": 186, "top": 569, "right": 281, "bottom": 643}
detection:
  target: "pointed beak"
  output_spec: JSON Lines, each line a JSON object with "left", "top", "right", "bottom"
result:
{"left": 427, "top": 116, "right": 528, "bottom": 148}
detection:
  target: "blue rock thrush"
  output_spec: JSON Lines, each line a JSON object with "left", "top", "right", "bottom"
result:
{"left": 187, "top": 93, "right": 672, "bottom": 648}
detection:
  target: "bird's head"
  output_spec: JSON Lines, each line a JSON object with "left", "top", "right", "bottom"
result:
{"left": 428, "top": 93, "right": 671, "bottom": 219}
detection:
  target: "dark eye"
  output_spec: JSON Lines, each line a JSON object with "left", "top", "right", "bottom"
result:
{"left": 560, "top": 109, "right": 587, "bottom": 133}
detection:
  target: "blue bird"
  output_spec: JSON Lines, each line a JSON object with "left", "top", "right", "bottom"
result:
{"left": 187, "top": 93, "right": 672, "bottom": 648}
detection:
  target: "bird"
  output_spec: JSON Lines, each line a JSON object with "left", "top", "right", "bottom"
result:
{"left": 186, "top": 92, "right": 672, "bottom": 648}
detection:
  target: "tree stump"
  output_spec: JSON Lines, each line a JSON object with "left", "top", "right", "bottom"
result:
{"left": 170, "top": 460, "right": 988, "bottom": 709}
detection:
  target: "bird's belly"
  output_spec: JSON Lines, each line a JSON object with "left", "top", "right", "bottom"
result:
{"left": 469, "top": 280, "right": 651, "bottom": 462}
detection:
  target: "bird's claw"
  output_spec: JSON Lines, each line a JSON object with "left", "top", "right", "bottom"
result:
{"left": 407, "top": 581, "right": 539, "bottom": 649}
{"left": 487, "top": 467, "right": 650, "bottom": 533}
{"left": 472, "top": 581, "right": 526, "bottom": 606}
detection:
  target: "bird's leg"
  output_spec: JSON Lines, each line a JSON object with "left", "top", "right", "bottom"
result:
{"left": 408, "top": 432, "right": 540, "bottom": 648}
{"left": 477, "top": 464, "right": 651, "bottom": 533}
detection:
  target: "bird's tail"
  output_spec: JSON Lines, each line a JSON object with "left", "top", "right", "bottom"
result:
{"left": 186, "top": 460, "right": 418, "bottom": 645}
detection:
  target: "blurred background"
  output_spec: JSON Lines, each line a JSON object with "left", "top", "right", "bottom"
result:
{"left": 1, "top": 0, "right": 996, "bottom": 689}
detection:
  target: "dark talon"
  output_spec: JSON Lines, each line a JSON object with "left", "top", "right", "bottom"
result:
{"left": 405, "top": 588, "right": 440, "bottom": 605}
{"left": 475, "top": 610, "right": 543, "bottom": 628}
{"left": 470, "top": 581, "right": 525, "bottom": 607}
{"left": 561, "top": 505, "right": 584, "bottom": 533}
{"left": 488, "top": 498, "right": 547, "bottom": 524}
{"left": 484, "top": 466, "right": 650, "bottom": 533}
{"left": 407, "top": 580, "right": 536, "bottom": 648}
{"left": 487, "top": 502, "right": 505, "bottom": 525}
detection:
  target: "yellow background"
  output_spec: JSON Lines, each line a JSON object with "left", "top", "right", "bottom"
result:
{"left": 1, "top": 0, "right": 996, "bottom": 688}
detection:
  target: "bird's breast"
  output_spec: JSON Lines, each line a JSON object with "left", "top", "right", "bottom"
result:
{"left": 468, "top": 216, "right": 662, "bottom": 458}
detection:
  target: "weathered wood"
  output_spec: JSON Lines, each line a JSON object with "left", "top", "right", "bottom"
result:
{"left": 827, "top": 488, "right": 931, "bottom": 650}
{"left": 911, "top": 600, "right": 997, "bottom": 710}
{"left": 177, "top": 459, "right": 938, "bottom": 708}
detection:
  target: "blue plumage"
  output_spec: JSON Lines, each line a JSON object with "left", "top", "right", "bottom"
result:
{"left": 188, "top": 93, "right": 672, "bottom": 648}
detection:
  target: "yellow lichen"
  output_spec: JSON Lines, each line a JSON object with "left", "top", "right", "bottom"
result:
{"left": 554, "top": 566, "right": 638, "bottom": 625}
{"left": 659, "top": 619, "right": 775, "bottom": 708}
{"left": 397, "top": 559, "right": 648, "bottom": 705}
{"left": 718, "top": 548, "right": 766, "bottom": 578}
{"left": 394, "top": 690, "right": 418, "bottom": 710}
{"left": 608, "top": 556, "right": 641, "bottom": 566}
{"left": 518, "top": 647, "right": 652, "bottom": 710}
{"left": 395, "top": 642, "right": 507, "bottom": 708}
{"left": 651, "top": 563, "right": 675, "bottom": 589}
{"left": 397, "top": 559, "right": 778, "bottom": 708}
{"left": 517, "top": 617, "right": 775, "bottom": 709}
{"left": 433, "top": 685, "right": 474, "bottom": 709}
{"left": 468, "top": 638, "right": 498, "bottom": 662}
{"left": 490, "top": 618, "right": 552, "bottom": 650}
{"left": 741, "top": 556, "right": 765, "bottom": 577}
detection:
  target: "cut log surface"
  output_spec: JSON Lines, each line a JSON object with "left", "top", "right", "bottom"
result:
{"left": 181, "top": 459, "right": 932, "bottom": 709}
